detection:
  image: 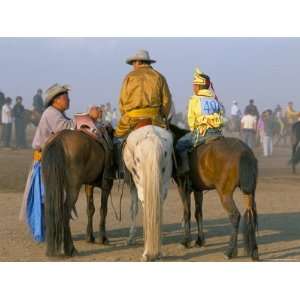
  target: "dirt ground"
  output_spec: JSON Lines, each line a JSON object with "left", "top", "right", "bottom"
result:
{"left": 0, "top": 138, "right": 300, "bottom": 262}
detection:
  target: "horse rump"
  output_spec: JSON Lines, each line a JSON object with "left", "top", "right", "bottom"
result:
{"left": 290, "top": 122, "right": 300, "bottom": 169}
{"left": 239, "top": 151, "right": 257, "bottom": 195}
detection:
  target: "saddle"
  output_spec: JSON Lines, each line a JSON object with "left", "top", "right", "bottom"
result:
{"left": 74, "top": 113, "right": 98, "bottom": 139}
{"left": 134, "top": 118, "right": 153, "bottom": 130}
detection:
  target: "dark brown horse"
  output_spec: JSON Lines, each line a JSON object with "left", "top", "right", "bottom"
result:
{"left": 170, "top": 124, "right": 259, "bottom": 261}
{"left": 24, "top": 109, "right": 42, "bottom": 127}
{"left": 290, "top": 121, "right": 300, "bottom": 173}
{"left": 42, "top": 129, "right": 113, "bottom": 257}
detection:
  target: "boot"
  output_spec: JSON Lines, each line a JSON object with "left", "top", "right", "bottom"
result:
{"left": 177, "top": 151, "right": 190, "bottom": 176}
{"left": 113, "top": 140, "right": 124, "bottom": 179}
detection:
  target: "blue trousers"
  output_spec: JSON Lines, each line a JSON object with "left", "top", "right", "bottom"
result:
{"left": 176, "top": 128, "right": 223, "bottom": 154}
{"left": 175, "top": 132, "right": 194, "bottom": 153}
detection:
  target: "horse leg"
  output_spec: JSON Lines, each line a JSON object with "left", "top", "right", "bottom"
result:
{"left": 194, "top": 191, "right": 205, "bottom": 247}
{"left": 242, "top": 192, "right": 259, "bottom": 261}
{"left": 127, "top": 184, "right": 139, "bottom": 245}
{"left": 178, "top": 183, "right": 192, "bottom": 248}
{"left": 292, "top": 143, "right": 297, "bottom": 174}
{"left": 85, "top": 185, "right": 95, "bottom": 243}
{"left": 63, "top": 186, "right": 80, "bottom": 256}
{"left": 99, "top": 188, "right": 111, "bottom": 245}
{"left": 220, "top": 194, "right": 240, "bottom": 259}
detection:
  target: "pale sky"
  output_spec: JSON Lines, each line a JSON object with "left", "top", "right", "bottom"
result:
{"left": 0, "top": 37, "right": 300, "bottom": 115}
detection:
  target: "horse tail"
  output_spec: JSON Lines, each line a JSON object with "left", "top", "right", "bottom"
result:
{"left": 289, "top": 123, "right": 300, "bottom": 170}
{"left": 242, "top": 191, "right": 259, "bottom": 260}
{"left": 140, "top": 135, "right": 164, "bottom": 261}
{"left": 289, "top": 145, "right": 300, "bottom": 166}
{"left": 42, "top": 137, "right": 66, "bottom": 256}
{"left": 239, "top": 151, "right": 257, "bottom": 195}
{"left": 239, "top": 151, "right": 259, "bottom": 260}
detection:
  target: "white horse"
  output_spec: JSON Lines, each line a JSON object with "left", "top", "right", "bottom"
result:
{"left": 123, "top": 125, "right": 173, "bottom": 261}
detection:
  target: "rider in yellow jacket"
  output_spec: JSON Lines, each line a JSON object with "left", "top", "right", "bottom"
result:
{"left": 176, "top": 68, "right": 224, "bottom": 175}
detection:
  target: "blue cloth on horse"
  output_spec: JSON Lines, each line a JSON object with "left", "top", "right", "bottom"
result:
{"left": 26, "top": 161, "right": 45, "bottom": 242}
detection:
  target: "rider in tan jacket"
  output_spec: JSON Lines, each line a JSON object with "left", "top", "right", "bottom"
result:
{"left": 114, "top": 50, "right": 172, "bottom": 138}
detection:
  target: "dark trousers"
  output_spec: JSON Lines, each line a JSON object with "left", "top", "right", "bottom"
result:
{"left": 2, "top": 123, "right": 12, "bottom": 147}
{"left": 242, "top": 129, "right": 256, "bottom": 149}
{"left": 15, "top": 119, "right": 26, "bottom": 148}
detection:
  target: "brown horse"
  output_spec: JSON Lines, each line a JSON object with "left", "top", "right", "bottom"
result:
{"left": 24, "top": 109, "right": 42, "bottom": 127}
{"left": 42, "top": 129, "right": 113, "bottom": 256}
{"left": 170, "top": 124, "right": 259, "bottom": 261}
{"left": 290, "top": 121, "right": 300, "bottom": 173}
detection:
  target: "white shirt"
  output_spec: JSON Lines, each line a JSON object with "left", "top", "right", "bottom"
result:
{"left": 1, "top": 104, "right": 12, "bottom": 124}
{"left": 231, "top": 104, "right": 241, "bottom": 116}
{"left": 32, "top": 106, "right": 74, "bottom": 150}
{"left": 105, "top": 110, "right": 113, "bottom": 122}
{"left": 241, "top": 114, "right": 257, "bottom": 130}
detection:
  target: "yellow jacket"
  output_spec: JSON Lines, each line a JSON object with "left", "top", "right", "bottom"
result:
{"left": 286, "top": 106, "right": 299, "bottom": 124}
{"left": 115, "top": 65, "right": 172, "bottom": 137}
{"left": 187, "top": 89, "right": 224, "bottom": 136}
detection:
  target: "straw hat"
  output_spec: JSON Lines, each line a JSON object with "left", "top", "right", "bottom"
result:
{"left": 45, "top": 84, "right": 70, "bottom": 107}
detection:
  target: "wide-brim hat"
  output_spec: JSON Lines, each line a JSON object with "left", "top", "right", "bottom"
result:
{"left": 126, "top": 49, "right": 156, "bottom": 65}
{"left": 45, "top": 83, "right": 70, "bottom": 107}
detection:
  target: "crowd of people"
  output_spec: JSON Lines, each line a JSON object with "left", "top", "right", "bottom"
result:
{"left": 230, "top": 99, "right": 300, "bottom": 157}
{"left": 0, "top": 88, "right": 119, "bottom": 150}
{"left": 0, "top": 91, "right": 27, "bottom": 149}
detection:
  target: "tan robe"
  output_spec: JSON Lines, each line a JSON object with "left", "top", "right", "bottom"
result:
{"left": 114, "top": 65, "right": 172, "bottom": 137}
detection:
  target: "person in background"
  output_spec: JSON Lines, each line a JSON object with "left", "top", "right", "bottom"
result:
{"left": 274, "top": 104, "right": 284, "bottom": 133}
{"left": 111, "top": 108, "right": 118, "bottom": 128}
{"left": 261, "top": 109, "right": 276, "bottom": 157}
{"left": 100, "top": 104, "right": 106, "bottom": 122}
{"left": 230, "top": 100, "right": 242, "bottom": 131}
{"left": 257, "top": 110, "right": 267, "bottom": 146}
{"left": 285, "top": 101, "right": 300, "bottom": 140}
{"left": 12, "top": 96, "right": 26, "bottom": 149}
{"left": 285, "top": 101, "right": 300, "bottom": 125}
{"left": 244, "top": 99, "right": 259, "bottom": 121}
{"left": 104, "top": 102, "right": 113, "bottom": 123}
{"left": 241, "top": 107, "right": 257, "bottom": 149}
{"left": 32, "top": 88, "right": 44, "bottom": 114}
{"left": 231, "top": 100, "right": 242, "bottom": 118}
{"left": 0, "top": 90, "right": 5, "bottom": 124}
{"left": 1, "top": 97, "right": 13, "bottom": 148}
{"left": 0, "top": 90, "right": 6, "bottom": 143}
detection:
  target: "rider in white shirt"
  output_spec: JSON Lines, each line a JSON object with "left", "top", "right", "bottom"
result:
{"left": 231, "top": 101, "right": 242, "bottom": 117}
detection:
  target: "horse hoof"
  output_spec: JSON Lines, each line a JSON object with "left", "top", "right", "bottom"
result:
{"left": 141, "top": 254, "right": 161, "bottom": 262}
{"left": 99, "top": 236, "right": 110, "bottom": 245}
{"left": 127, "top": 238, "right": 137, "bottom": 246}
{"left": 251, "top": 248, "right": 259, "bottom": 261}
{"left": 195, "top": 238, "right": 206, "bottom": 248}
{"left": 224, "top": 248, "right": 238, "bottom": 260}
{"left": 65, "top": 247, "right": 79, "bottom": 257}
{"left": 181, "top": 239, "right": 194, "bottom": 249}
{"left": 86, "top": 236, "right": 95, "bottom": 243}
